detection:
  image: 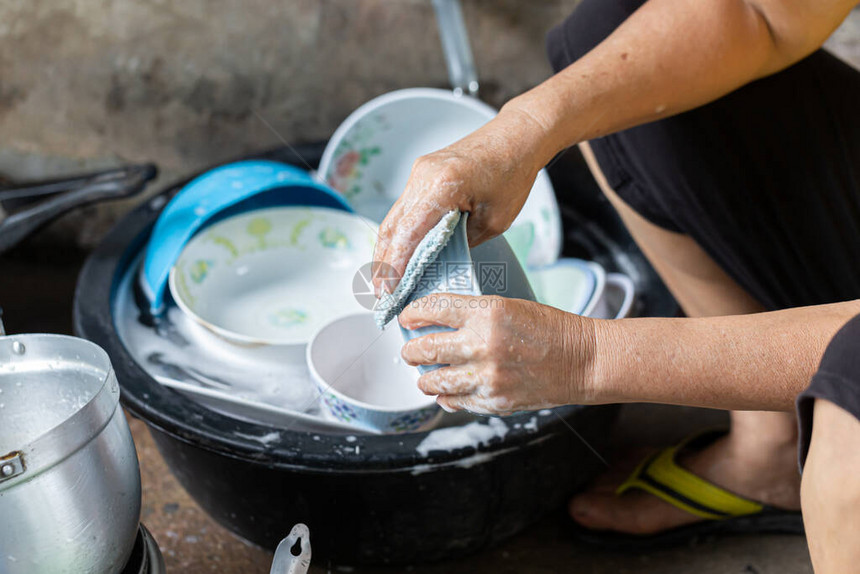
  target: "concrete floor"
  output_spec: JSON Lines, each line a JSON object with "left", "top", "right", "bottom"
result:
{"left": 0, "top": 244, "right": 813, "bottom": 573}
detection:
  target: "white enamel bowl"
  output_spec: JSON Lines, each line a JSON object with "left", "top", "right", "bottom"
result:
{"left": 590, "top": 272, "right": 636, "bottom": 320}
{"left": 527, "top": 259, "right": 602, "bottom": 317}
{"left": 307, "top": 312, "right": 441, "bottom": 434}
{"left": 169, "top": 206, "right": 377, "bottom": 360}
{"left": 528, "top": 260, "right": 636, "bottom": 320}
{"left": 318, "top": 88, "right": 562, "bottom": 269}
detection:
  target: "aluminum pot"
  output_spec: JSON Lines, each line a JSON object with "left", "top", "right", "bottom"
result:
{"left": 0, "top": 334, "right": 141, "bottom": 574}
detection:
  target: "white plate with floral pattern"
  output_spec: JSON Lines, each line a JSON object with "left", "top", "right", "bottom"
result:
{"left": 317, "top": 88, "right": 563, "bottom": 269}
{"left": 169, "top": 206, "right": 378, "bottom": 355}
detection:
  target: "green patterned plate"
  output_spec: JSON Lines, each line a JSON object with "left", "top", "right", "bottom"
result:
{"left": 169, "top": 207, "right": 378, "bottom": 348}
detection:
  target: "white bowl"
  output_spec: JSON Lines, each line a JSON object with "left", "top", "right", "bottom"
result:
{"left": 307, "top": 313, "right": 441, "bottom": 433}
{"left": 589, "top": 272, "right": 636, "bottom": 320}
{"left": 525, "top": 258, "right": 608, "bottom": 318}
{"left": 527, "top": 258, "right": 599, "bottom": 316}
{"left": 169, "top": 206, "right": 378, "bottom": 358}
{"left": 318, "top": 88, "right": 562, "bottom": 269}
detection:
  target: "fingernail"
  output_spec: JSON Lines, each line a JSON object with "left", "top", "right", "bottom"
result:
{"left": 438, "top": 400, "right": 456, "bottom": 413}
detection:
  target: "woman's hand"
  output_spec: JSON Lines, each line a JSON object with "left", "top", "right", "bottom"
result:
{"left": 372, "top": 105, "right": 555, "bottom": 294}
{"left": 399, "top": 293, "right": 598, "bottom": 415}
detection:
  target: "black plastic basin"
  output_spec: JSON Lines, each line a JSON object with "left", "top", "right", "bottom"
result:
{"left": 74, "top": 143, "right": 675, "bottom": 565}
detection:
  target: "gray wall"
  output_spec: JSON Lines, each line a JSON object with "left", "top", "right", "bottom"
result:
{"left": 0, "top": 0, "right": 582, "bottom": 246}
{"left": 1, "top": 1, "right": 857, "bottom": 247}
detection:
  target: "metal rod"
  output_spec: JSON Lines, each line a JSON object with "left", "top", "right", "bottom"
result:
{"left": 432, "top": 0, "right": 479, "bottom": 96}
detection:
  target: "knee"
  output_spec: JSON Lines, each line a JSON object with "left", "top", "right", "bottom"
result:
{"left": 547, "top": 0, "right": 643, "bottom": 72}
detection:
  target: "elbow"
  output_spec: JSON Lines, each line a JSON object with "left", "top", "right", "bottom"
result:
{"left": 742, "top": 0, "right": 852, "bottom": 76}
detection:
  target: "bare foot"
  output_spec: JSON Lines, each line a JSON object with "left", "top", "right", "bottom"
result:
{"left": 569, "top": 432, "right": 801, "bottom": 535}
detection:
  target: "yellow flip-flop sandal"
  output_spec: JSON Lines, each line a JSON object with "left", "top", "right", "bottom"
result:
{"left": 572, "top": 430, "right": 804, "bottom": 550}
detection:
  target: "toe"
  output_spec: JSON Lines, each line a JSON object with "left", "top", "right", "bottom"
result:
{"left": 569, "top": 488, "right": 700, "bottom": 535}
{"left": 569, "top": 491, "right": 650, "bottom": 534}
{"left": 568, "top": 491, "right": 629, "bottom": 532}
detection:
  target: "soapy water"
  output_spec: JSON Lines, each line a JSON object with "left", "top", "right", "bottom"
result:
{"left": 114, "top": 262, "right": 320, "bottom": 416}
{"left": 120, "top": 307, "right": 319, "bottom": 409}
{"left": 0, "top": 364, "right": 103, "bottom": 451}
{"left": 415, "top": 416, "right": 509, "bottom": 457}
{"left": 113, "top": 256, "right": 483, "bottom": 439}
{"left": 113, "top": 255, "right": 553, "bottom": 454}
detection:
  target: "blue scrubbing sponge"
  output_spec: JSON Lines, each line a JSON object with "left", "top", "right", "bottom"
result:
{"left": 374, "top": 210, "right": 462, "bottom": 328}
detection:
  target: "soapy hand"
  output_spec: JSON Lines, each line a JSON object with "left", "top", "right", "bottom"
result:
{"left": 372, "top": 106, "right": 552, "bottom": 295}
{"left": 399, "top": 293, "right": 597, "bottom": 415}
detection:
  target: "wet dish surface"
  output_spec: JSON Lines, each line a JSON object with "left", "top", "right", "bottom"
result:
{"left": 308, "top": 312, "right": 440, "bottom": 433}
{"left": 317, "top": 88, "right": 562, "bottom": 269}
{"left": 170, "top": 206, "right": 377, "bottom": 346}
{"left": 0, "top": 357, "right": 104, "bottom": 450}
{"left": 527, "top": 258, "right": 601, "bottom": 317}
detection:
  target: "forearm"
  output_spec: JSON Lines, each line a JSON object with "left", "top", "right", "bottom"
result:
{"left": 503, "top": 0, "right": 856, "bottom": 168}
{"left": 584, "top": 300, "right": 860, "bottom": 411}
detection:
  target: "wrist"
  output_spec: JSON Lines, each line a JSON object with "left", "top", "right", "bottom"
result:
{"left": 570, "top": 314, "right": 632, "bottom": 405}
{"left": 588, "top": 317, "right": 625, "bottom": 404}
{"left": 497, "top": 95, "right": 566, "bottom": 174}
{"left": 557, "top": 311, "right": 603, "bottom": 405}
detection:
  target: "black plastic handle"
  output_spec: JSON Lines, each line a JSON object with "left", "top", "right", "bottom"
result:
{"left": 0, "top": 163, "right": 157, "bottom": 253}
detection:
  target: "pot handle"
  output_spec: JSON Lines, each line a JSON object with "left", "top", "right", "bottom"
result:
{"left": 0, "top": 163, "right": 157, "bottom": 253}
{"left": 432, "top": 0, "right": 479, "bottom": 97}
{"left": 270, "top": 523, "right": 311, "bottom": 574}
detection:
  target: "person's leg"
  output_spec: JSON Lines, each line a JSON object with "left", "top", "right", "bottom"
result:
{"left": 568, "top": 143, "right": 800, "bottom": 534}
{"left": 801, "top": 400, "right": 860, "bottom": 572}
{"left": 797, "top": 314, "right": 860, "bottom": 572}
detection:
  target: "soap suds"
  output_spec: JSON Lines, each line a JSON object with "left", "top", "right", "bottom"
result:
{"left": 233, "top": 431, "right": 281, "bottom": 446}
{"left": 410, "top": 445, "right": 521, "bottom": 475}
{"left": 415, "top": 417, "right": 508, "bottom": 456}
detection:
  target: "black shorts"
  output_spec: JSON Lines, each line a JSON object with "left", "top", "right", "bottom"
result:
{"left": 547, "top": 0, "right": 860, "bottom": 467}
{"left": 797, "top": 314, "right": 860, "bottom": 469}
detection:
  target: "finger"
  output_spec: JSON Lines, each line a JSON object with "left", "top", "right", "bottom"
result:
{"left": 465, "top": 213, "right": 492, "bottom": 248}
{"left": 436, "top": 394, "right": 464, "bottom": 413}
{"left": 372, "top": 193, "right": 423, "bottom": 293}
{"left": 401, "top": 329, "right": 480, "bottom": 367}
{"left": 437, "top": 394, "right": 511, "bottom": 417}
{"left": 416, "top": 365, "right": 480, "bottom": 396}
{"left": 372, "top": 200, "right": 407, "bottom": 294}
{"left": 398, "top": 293, "right": 478, "bottom": 330}
{"left": 382, "top": 200, "right": 447, "bottom": 287}
{"left": 370, "top": 259, "right": 401, "bottom": 299}
{"left": 465, "top": 204, "right": 506, "bottom": 247}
